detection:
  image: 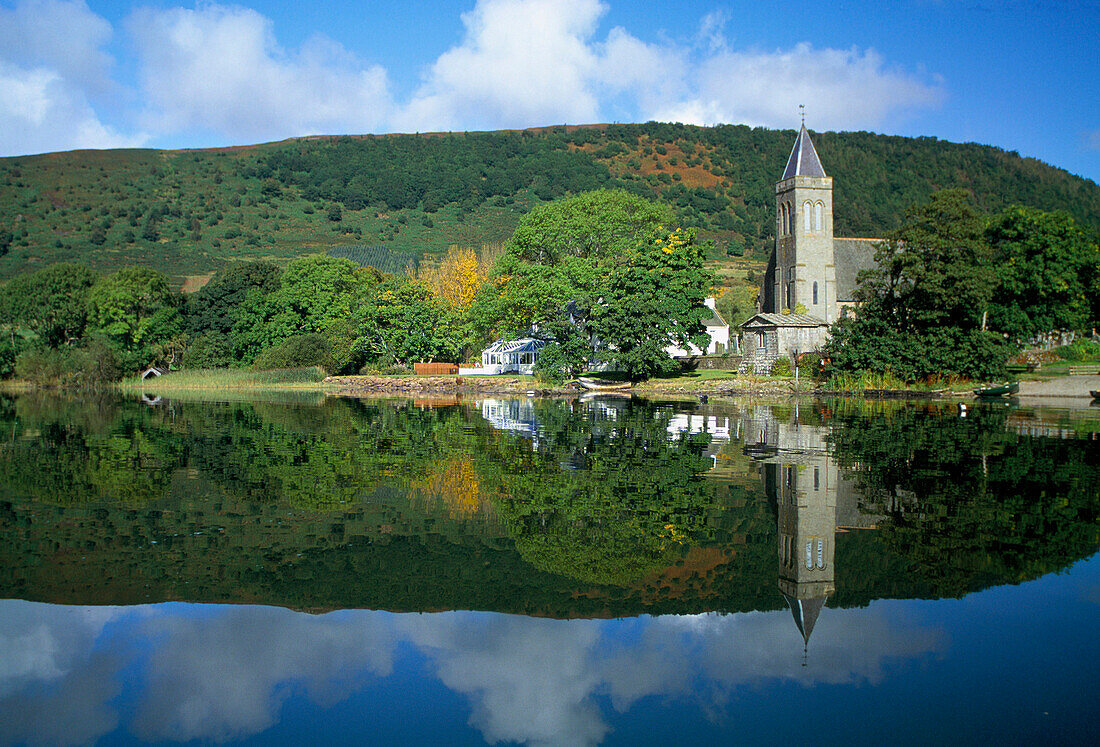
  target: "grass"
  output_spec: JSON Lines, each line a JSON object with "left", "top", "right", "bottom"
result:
{"left": 119, "top": 366, "right": 331, "bottom": 392}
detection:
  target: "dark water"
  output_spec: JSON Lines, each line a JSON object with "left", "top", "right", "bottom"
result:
{"left": 0, "top": 393, "right": 1097, "bottom": 744}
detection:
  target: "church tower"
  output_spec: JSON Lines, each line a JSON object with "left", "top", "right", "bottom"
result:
{"left": 773, "top": 125, "right": 837, "bottom": 323}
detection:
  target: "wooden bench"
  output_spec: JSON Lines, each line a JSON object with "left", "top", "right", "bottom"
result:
{"left": 1068, "top": 364, "right": 1099, "bottom": 375}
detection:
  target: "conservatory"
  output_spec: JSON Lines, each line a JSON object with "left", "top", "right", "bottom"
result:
{"left": 478, "top": 338, "right": 547, "bottom": 375}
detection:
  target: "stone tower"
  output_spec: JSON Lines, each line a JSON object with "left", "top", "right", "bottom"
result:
{"left": 773, "top": 125, "right": 837, "bottom": 323}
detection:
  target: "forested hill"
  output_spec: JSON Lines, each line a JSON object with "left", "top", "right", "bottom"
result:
{"left": 2, "top": 122, "right": 1098, "bottom": 287}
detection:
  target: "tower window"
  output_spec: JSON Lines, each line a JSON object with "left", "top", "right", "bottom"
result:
{"left": 814, "top": 201, "right": 824, "bottom": 232}
{"left": 803, "top": 201, "right": 811, "bottom": 233}
{"left": 813, "top": 281, "right": 818, "bottom": 305}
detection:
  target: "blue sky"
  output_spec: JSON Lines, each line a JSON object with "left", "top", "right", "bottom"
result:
{"left": 2, "top": 0, "right": 1098, "bottom": 182}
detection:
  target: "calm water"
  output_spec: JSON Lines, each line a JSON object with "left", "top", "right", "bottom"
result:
{"left": 0, "top": 393, "right": 1097, "bottom": 745}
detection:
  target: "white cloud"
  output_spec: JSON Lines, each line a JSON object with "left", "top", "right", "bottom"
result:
{"left": 0, "top": 0, "right": 114, "bottom": 93}
{"left": 396, "top": 0, "right": 606, "bottom": 133}
{"left": 130, "top": 606, "right": 396, "bottom": 742}
{"left": 654, "top": 42, "right": 944, "bottom": 130}
{"left": 127, "top": 4, "right": 393, "bottom": 141}
{"left": 0, "top": 0, "right": 945, "bottom": 155}
{"left": 0, "top": 1, "right": 145, "bottom": 155}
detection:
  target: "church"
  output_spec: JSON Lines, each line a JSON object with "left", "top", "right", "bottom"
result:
{"left": 739, "top": 125, "right": 881, "bottom": 375}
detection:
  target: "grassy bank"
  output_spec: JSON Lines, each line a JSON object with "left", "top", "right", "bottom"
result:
{"left": 119, "top": 366, "right": 332, "bottom": 393}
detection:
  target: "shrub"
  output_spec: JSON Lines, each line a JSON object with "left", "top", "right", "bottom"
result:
{"left": 533, "top": 343, "right": 569, "bottom": 385}
{"left": 254, "top": 334, "right": 333, "bottom": 372}
{"left": 770, "top": 357, "right": 792, "bottom": 376}
{"left": 1055, "top": 339, "right": 1100, "bottom": 362}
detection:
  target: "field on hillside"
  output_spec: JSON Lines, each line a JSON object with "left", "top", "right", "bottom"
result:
{"left": 2, "top": 123, "right": 1097, "bottom": 290}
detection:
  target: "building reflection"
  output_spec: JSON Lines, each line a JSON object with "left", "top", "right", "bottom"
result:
{"left": 740, "top": 404, "right": 878, "bottom": 656}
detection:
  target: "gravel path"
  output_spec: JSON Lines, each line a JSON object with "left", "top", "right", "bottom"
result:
{"left": 1017, "top": 374, "right": 1100, "bottom": 398}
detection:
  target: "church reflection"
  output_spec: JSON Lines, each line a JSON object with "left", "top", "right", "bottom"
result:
{"left": 739, "top": 404, "right": 879, "bottom": 656}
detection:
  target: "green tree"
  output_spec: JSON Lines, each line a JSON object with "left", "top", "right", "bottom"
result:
{"left": 986, "top": 206, "right": 1098, "bottom": 341}
{"left": 506, "top": 188, "right": 672, "bottom": 265}
{"left": 186, "top": 261, "right": 282, "bottom": 337}
{"left": 0, "top": 263, "right": 98, "bottom": 348}
{"left": 594, "top": 227, "right": 713, "bottom": 379}
{"left": 347, "top": 277, "right": 461, "bottom": 366}
{"left": 230, "top": 255, "right": 371, "bottom": 363}
{"left": 87, "top": 266, "right": 180, "bottom": 366}
{"left": 825, "top": 190, "right": 1009, "bottom": 380}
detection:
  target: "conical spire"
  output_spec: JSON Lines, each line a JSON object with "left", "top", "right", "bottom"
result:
{"left": 782, "top": 124, "right": 827, "bottom": 179}
{"left": 782, "top": 592, "right": 828, "bottom": 646}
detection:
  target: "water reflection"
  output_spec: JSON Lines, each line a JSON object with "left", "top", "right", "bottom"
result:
{"left": 0, "top": 393, "right": 1097, "bottom": 743}
{"left": 0, "top": 599, "right": 951, "bottom": 745}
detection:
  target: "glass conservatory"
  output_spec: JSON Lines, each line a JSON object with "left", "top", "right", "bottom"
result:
{"left": 479, "top": 338, "right": 547, "bottom": 375}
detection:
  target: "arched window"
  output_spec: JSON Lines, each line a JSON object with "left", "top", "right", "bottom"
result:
{"left": 805, "top": 541, "right": 813, "bottom": 570}
{"left": 814, "top": 201, "right": 824, "bottom": 232}
{"left": 816, "top": 539, "right": 826, "bottom": 570}
{"left": 803, "top": 201, "right": 812, "bottom": 233}
{"left": 812, "top": 281, "right": 818, "bottom": 305}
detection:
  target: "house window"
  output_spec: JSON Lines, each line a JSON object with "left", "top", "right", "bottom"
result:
{"left": 813, "top": 281, "right": 818, "bottom": 305}
{"left": 757, "top": 331, "right": 766, "bottom": 348}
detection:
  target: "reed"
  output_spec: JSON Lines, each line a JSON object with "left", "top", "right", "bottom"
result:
{"left": 119, "top": 367, "right": 330, "bottom": 392}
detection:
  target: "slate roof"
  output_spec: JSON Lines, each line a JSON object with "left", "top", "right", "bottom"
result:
{"left": 782, "top": 125, "right": 827, "bottom": 179}
{"left": 782, "top": 593, "right": 829, "bottom": 645}
{"left": 741, "top": 312, "right": 827, "bottom": 329}
{"left": 833, "top": 237, "right": 881, "bottom": 301}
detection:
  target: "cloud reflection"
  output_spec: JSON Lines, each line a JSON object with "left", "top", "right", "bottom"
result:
{"left": 0, "top": 601, "right": 944, "bottom": 745}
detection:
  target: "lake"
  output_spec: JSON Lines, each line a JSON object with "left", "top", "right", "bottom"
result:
{"left": 0, "top": 392, "right": 1097, "bottom": 745}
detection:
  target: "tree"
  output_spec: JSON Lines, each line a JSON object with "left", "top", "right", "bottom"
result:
{"left": 594, "top": 227, "right": 714, "bottom": 379}
{"left": 230, "top": 255, "right": 371, "bottom": 362}
{"left": 478, "top": 190, "right": 696, "bottom": 375}
{"left": 87, "top": 267, "right": 179, "bottom": 363}
{"left": 856, "top": 188, "right": 996, "bottom": 334}
{"left": 505, "top": 189, "right": 672, "bottom": 265}
{"left": 339, "top": 277, "right": 462, "bottom": 368}
{"left": 986, "top": 206, "right": 1098, "bottom": 341}
{"left": 421, "top": 246, "right": 489, "bottom": 311}
{"left": 0, "top": 263, "right": 98, "bottom": 347}
{"left": 824, "top": 190, "right": 1008, "bottom": 381}
{"left": 186, "top": 261, "right": 282, "bottom": 337}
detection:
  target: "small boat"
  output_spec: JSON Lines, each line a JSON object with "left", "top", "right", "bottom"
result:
{"left": 578, "top": 376, "right": 633, "bottom": 391}
{"left": 974, "top": 381, "right": 1020, "bottom": 398}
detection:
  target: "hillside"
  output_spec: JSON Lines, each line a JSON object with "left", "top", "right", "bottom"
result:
{"left": 2, "top": 123, "right": 1098, "bottom": 288}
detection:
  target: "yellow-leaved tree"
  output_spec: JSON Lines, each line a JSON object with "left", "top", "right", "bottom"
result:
{"left": 422, "top": 245, "right": 496, "bottom": 311}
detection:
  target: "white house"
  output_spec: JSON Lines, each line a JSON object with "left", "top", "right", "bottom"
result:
{"left": 663, "top": 297, "right": 733, "bottom": 358}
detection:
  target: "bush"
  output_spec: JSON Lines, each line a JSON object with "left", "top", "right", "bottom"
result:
{"left": 254, "top": 334, "right": 333, "bottom": 372}
{"left": 533, "top": 343, "right": 570, "bottom": 385}
{"left": 1055, "top": 339, "right": 1100, "bottom": 362}
{"left": 13, "top": 340, "right": 120, "bottom": 387}
{"left": 770, "top": 357, "right": 792, "bottom": 376}
{"left": 183, "top": 333, "right": 234, "bottom": 369}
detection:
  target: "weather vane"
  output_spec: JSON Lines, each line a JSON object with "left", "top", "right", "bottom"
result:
{"left": 799, "top": 104, "right": 805, "bottom": 126}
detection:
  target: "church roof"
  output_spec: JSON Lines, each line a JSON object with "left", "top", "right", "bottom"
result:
{"left": 782, "top": 593, "right": 829, "bottom": 645}
{"left": 782, "top": 125, "right": 827, "bottom": 179}
{"left": 741, "top": 312, "right": 828, "bottom": 329}
{"left": 833, "top": 238, "right": 881, "bottom": 301}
